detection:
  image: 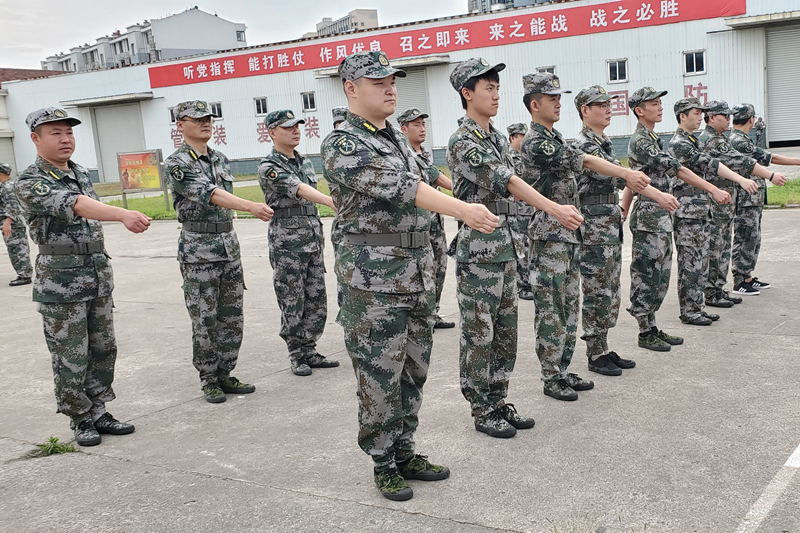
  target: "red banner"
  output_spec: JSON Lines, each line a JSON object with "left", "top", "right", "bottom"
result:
{"left": 148, "top": 0, "right": 746, "bottom": 89}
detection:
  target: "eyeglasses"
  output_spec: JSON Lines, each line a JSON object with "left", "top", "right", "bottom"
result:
{"left": 180, "top": 116, "right": 214, "bottom": 125}
{"left": 589, "top": 102, "right": 613, "bottom": 110}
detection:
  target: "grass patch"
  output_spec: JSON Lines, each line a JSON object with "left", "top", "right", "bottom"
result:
{"left": 32, "top": 437, "right": 77, "bottom": 457}
{"left": 767, "top": 178, "right": 800, "bottom": 206}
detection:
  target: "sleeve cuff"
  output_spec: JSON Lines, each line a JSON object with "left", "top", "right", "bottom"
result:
{"left": 490, "top": 165, "right": 514, "bottom": 196}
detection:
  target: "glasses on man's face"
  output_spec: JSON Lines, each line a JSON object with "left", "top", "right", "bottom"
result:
{"left": 590, "top": 102, "right": 613, "bottom": 110}
{"left": 181, "top": 116, "right": 213, "bottom": 125}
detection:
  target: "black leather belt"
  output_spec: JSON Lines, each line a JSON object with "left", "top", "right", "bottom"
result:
{"left": 272, "top": 205, "right": 318, "bottom": 218}
{"left": 673, "top": 187, "right": 705, "bottom": 199}
{"left": 182, "top": 221, "right": 234, "bottom": 233}
{"left": 485, "top": 201, "right": 518, "bottom": 215}
{"left": 343, "top": 232, "right": 431, "bottom": 248}
{"left": 39, "top": 241, "right": 104, "bottom": 255}
{"left": 580, "top": 193, "right": 617, "bottom": 206}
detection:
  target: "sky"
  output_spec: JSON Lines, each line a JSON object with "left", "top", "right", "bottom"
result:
{"left": 0, "top": 0, "right": 466, "bottom": 69}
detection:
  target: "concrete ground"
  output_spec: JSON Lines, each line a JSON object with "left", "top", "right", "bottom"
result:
{"left": 1, "top": 210, "right": 799, "bottom": 533}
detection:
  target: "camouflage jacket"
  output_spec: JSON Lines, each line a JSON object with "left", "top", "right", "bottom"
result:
{"left": 413, "top": 147, "right": 445, "bottom": 232}
{"left": 729, "top": 129, "right": 770, "bottom": 208}
{"left": 509, "top": 147, "right": 533, "bottom": 217}
{"left": 258, "top": 148, "right": 324, "bottom": 254}
{"left": 15, "top": 156, "right": 112, "bottom": 303}
{"left": 520, "top": 122, "right": 585, "bottom": 243}
{"left": 165, "top": 143, "right": 240, "bottom": 263}
{"left": 628, "top": 122, "right": 681, "bottom": 233}
{"left": 0, "top": 179, "right": 23, "bottom": 221}
{"left": 321, "top": 111, "right": 433, "bottom": 294}
{"left": 571, "top": 126, "right": 625, "bottom": 245}
{"left": 698, "top": 125, "right": 755, "bottom": 219}
{"left": 447, "top": 115, "right": 522, "bottom": 264}
{"left": 666, "top": 128, "right": 718, "bottom": 220}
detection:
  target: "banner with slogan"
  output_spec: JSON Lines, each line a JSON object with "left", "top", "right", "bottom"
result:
{"left": 149, "top": 0, "right": 746, "bottom": 89}
{"left": 118, "top": 150, "right": 163, "bottom": 191}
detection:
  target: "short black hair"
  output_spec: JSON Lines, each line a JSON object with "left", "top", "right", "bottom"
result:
{"left": 523, "top": 92, "right": 545, "bottom": 113}
{"left": 508, "top": 133, "right": 524, "bottom": 142}
{"left": 703, "top": 114, "right": 710, "bottom": 124}
{"left": 676, "top": 113, "right": 684, "bottom": 125}
{"left": 732, "top": 116, "right": 751, "bottom": 126}
{"left": 460, "top": 70, "right": 500, "bottom": 110}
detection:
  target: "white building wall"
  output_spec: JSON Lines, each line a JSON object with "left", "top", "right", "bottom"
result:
{"left": 150, "top": 9, "right": 247, "bottom": 59}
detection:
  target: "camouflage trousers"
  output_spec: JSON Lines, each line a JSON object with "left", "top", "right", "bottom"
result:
{"left": 38, "top": 296, "right": 117, "bottom": 423}
{"left": 337, "top": 285, "right": 435, "bottom": 471}
{"left": 627, "top": 230, "right": 672, "bottom": 333}
{"left": 531, "top": 241, "right": 579, "bottom": 383}
{"left": 431, "top": 218, "right": 448, "bottom": 318}
{"left": 457, "top": 260, "right": 517, "bottom": 416}
{"left": 514, "top": 215, "right": 532, "bottom": 293}
{"left": 705, "top": 218, "right": 733, "bottom": 301}
{"left": 180, "top": 259, "right": 244, "bottom": 387}
{"left": 2, "top": 219, "right": 32, "bottom": 278}
{"left": 579, "top": 242, "right": 622, "bottom": 357}
{"left": 732, "top": 206, "right": 762, "bottom": 286}
{"left": 674, "top": 217, "right": 711, "bottom": 319}
{"left": 269, "top": 248, "right": 327, "bottom": 362}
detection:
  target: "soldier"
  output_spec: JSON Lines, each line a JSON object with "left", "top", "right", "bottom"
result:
{"left": 520, "top": 75, "right": 654, "bottom": 397}
{"left": 753, "top": 117, "right": 766, "bottom": 148}
{"left": 397, "top": 107, "right": 455, "bottom": 330}
{"left": 329, "top": 107, "right": 348, "bottom": 257}
{"left": 729, "top": 104, "right": 795, "bottom": 293}
{"left": 667, "top": 98, "right": 758, "bottom": 326}
{"left": 166, "top": 100, "right": 273, "bottom": 403}
{"left": 332, "top": 106, "right": 348, "bottom": 129}
{"left": 571, "top": 86, "right": 678, "bottom": 376}
{"left": 0, "top": 162, "right": 33, "bottom": 286}
{"left": 258, "top": 109, "right": 338, "bottom": 376}
{"left": 506, "top": 123, "right": 534, "bottom": 301}
{"left": 698, "top": 101, "right": 784, "bottom": 299}
{"left": 621, "top": 88, "right": 730, "bottom": 351}
{"left": 15, "top": 107, "right": 151, "bottom": 446}
{"left": 448, "top": 59, "right": 582, "bottom": 429}
{"left": 322, "top": 51, "right": 498, "bottom": 501}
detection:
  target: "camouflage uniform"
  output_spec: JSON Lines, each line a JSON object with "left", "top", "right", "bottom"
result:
{"left": 667, "top": 99, "right": 718, "bottom": 321}
{"left": 166, "top": 102, "right": 244, "bottom": 388}
{"left": 753, "top": 119, "right": 766, "bottom": 148}
{"left": 322, "top": 51, "right": 435, "bottom": 472}
{"left": 0, "top": 167, "right": 34, "bottom": 280}
{"left": 507, "top": 123, "right": 532, "bottom": 297}
{"left": 729, "top": 105, "right": 771, "bottom": 287}
{"left": 259, "top": 132, "right": 327, "bottom": 367}
{"left": 697, "top": 103, "right": 756, "bottom": 301}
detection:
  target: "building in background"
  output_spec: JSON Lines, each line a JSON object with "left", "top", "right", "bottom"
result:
{"left": 311, "top": 10, "right": 379, "bottom": 37}
{"left": 468, "top": 0, "right": 571, "bottom": 14}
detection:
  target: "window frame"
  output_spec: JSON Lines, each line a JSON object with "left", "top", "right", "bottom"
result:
{"left": 683, "top": 50, "right": 706, "bottom": 76}
{"left": 236, "top": 31, "right": 246, "bottom": 42}
{"left": 209, "top": 102, "right": 223, "bottom": 120}
{"left": 168, "top": 107, "right": 177, "bottom": 124}
{"left": 301, "top": 92, "right": 317, "bottom": 113}
{"left": 254, "top": 97, "right": 268, "bottom": 116}
{"left": 607, "top": 58, "right": 628, "bottom": 84}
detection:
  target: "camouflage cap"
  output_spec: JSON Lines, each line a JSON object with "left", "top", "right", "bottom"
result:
{"left": 507, "top": 123, "right": 528, "bottom": 136}
{"left": 339, "top": 51, "right": 406, "bottom": 81}
{"left": 574, "top": 85, "right": 618, "bottom": 113}
{"left": 264, "top": 109, "right": 305, "bottom": 130}
{"left": 25, "top": 107, "right": 82, "bottom": 132}
{"left": 174, "top": 100, "right": 214, "bottom": 120}
{"left": 397, "top": 107, "right": 429, "bottom": 126}
{"left": 450, "top": 57, "right": 505, "bottom": 92}
{"left": 629, "top": 87, "right": 668, "bottom": 109}
{"left": 332, "top": 106, "right": 348, "bottom": 125}
{"left": 0, "top": 162, "right": 12, "bottom": 175}
{"left": 705, "top": 100, "right": 733, "bottom": 116}
{"left": 674, "top": 97, "right": 708, "bottom": 115}
{"left": 523, "top": 72, "right": 571, "bottom": 96}
{"left": 732, "top": 103, "right": 756, "bottom": 122}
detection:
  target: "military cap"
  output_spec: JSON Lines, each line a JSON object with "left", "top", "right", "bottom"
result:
{"left": 0, "top": 162, "right": 11, "bottom": 175}
{"left": 332, "top": 106, "right": 348, "bottom": 125}
{"left": 457, "top": 116, "right": 465, "bottom": 127}
{"left": 450, "top": 57, "right": 505, "bottom": 92}
{"left": 629, "top": 87, "right": 668, "bottom": 109}
{"left": 339, "top": 51, "right": 406, "bottom": 81}
{"left": 574, "top": 85, "right": 618, "bottom": 113}
{"left": 397, "top": 108, "right": 429, "bottom": 126}
{"left": 523, "top": 72, "right": 571, "bottom": 96}
{"left": 507, "top": 123, "right": 528, "bottom": 136}
{"left": 264, "top": 109, "right": 305, "bottom": 130}
{"left": 174, "top": 100, "right": 214, "bottom": 120}
{"left": 705, "top": 100, "right": 733, "bottom": 116}
{"left": 732, "top": 103, "right": 756, "bottom": 122}
{"left": 674, "top": 97, "right": 708, "bottom": 115}
{"left": 25, "top": 107, "right": 81, "bottom": 132}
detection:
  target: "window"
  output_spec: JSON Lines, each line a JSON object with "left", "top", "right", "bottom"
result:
{"left": 301, "top": 92, "right": 316, "bottom": 112}
{"left": 169, "top": 107, "right": 177, "bottom": 124}
{"left": 254, "top": 97, "right": 268, "bottom": 116}
{"left": 536, "top": 66, "right": 555, "bottom": 74}
{"left": 607, "top": 59, "right": 628, "bottom": 83}
{"left": 236, "top": 31, "right": 246, "bottom": 42}
{"left": 684, "top": 50, "right": 705, "bottom": 75}
{"left": 210, "top": 102, "right": 223, "bottom": 119}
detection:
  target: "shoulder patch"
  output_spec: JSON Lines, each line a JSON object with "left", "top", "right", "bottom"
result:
{"left": 334, "top": 136, "right": 357, "bottom": 156}
{"left": 465, "top": 147, "right": 483, "bottom": 167}
{"left": 744, "top": 141, "right": 755, "bottom": 153}
{"left": 540, "top": 140, "right": 556, "bottom": 156}
{"left": 32, "top": 181, "right": 51, "bottom": 196}
{"left": 169, "top": 166, "right": 184, "bottom": 181}
{"left": 267, "top": 169, "right": 278, "bottom": 180}
{"left": 719, "top": 143, "right": 730, "bottom": 153}
{"left": 646, "top": 145, "right": 659, "bottom": 157}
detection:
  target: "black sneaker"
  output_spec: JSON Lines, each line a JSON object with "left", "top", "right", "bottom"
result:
{"left": 607, "top": 351, "right": 636, "bottom": 369}
{"left": 306, "top": 354, "right": 340, "bottom": 368}
{"left": 543, "top": 379, "right": 578, "bottom": 401}
{"left": 433, "top": 319, "right": 456, "bottom": 329}
{"left": 706, "top": 296, "right": 734, "bottom": 308}
{"left": 474, "top": 410, "right": 517, "bottom": 438}
{"left": 396, "top": 454, "right": 450, "bottom": 481}
{"left": 750, "top": 277, "right": 770, "bottom": 290}
{"left": 374, "top": 467, "right": 413, "bottom": 501}
{"left": 701, "top": 311, "right": 720, "bottom": 322}
{"left": 219, "top": 376, "right": 256, "bottom": 394}
{"left": 73, "top": 419, "right": 101, "bottom": 447}
{"left": 94, "top": 413, "right": 135, "bottom": 435}
{"left": 680, "top": 314, "right": 713, "bottom": 326}
{"left": 290, "top": 359, "right": 312, "bottom": 376}
{"left": 656, "top": 329, "right": 684, "bottom": 346}
{"left": 497, "top": 403, "right": 535, "bottom": 429}
{"left": 588, "top": 354, "right": 622, "bottom": 376}
{"left": 8, "top": 276, "right": 31, "bottom": 287}
{"left": 733, "top": 281, "right": 760, "bottom": 296}
{"left": 722, "top": 291, "right": 742, "bottom": 304}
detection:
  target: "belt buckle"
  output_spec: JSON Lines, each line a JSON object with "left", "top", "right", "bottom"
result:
{"left": 399, "top": 233, "right": 409, "bottom": 248}
{"left": 409, "top": 233, "right": 420, "bottom": 248}
{"left": 76, "top": 242, "right": 89, "bottom": 254}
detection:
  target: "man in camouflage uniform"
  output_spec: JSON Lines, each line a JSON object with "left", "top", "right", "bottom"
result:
{"left": 166, "top": 100, "right": 273, "bottom": 403}
{"left": 753, "top": 117, "right": 766, "bottom": 148}
{"left": 729, "top": 104, "right": 795, "bottom": 293}
{"left": 0, "top": 162, "right": 33, "bottom": 286}
{"left": 698, "top": 101, "right": 783, "bottom": 299}
{"left": 621, "top": 88, "right": 731, "bottom": 351}
{"left": 667, "top": 98, "right": 758, "bottom": 326}
{"left": 16, "top": 108, "right": 151, "bottom": 446}
{"left": 520, "top": 75, "right": 653, "bottom": 398}
{"left": 506, "top": 123, "right": 534, "bottom": 301}
{"left": 332, "top": 106, "right": 348, "bottom": 129}
{"left": 322, "top": 51, "right": 498, "bottom": 501}
{"left": 398, "top": 107, "right": 455, "bottom": 330}
{"left": 258, "top": 109, "right": 338, "bottom": 376}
